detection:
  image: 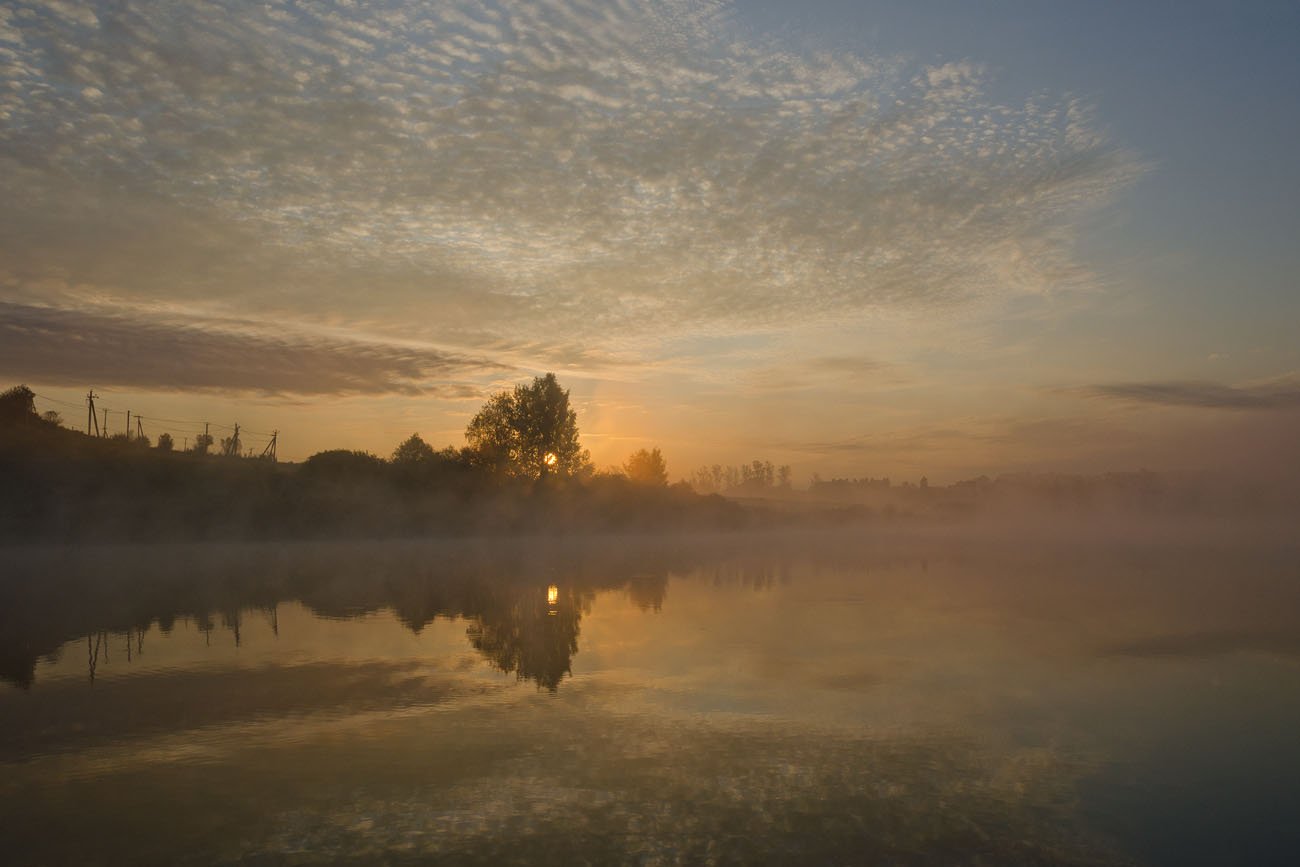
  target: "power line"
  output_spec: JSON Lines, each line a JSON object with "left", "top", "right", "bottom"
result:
{"left": 135, "top": 414, "right": 214, "bottom": 426}
{"left": 139, "top": 422, "right": 210, "bottom": 434}
{"left": 37, "top": 394, "right": 282, "bottom": 439}
{"left": 30, "top": 391, "right": 279, "bottom": 457}
{"left": 31, "top": 392, "right": 85, "bottom": 409}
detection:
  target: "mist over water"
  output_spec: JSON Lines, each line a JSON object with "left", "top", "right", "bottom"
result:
{"left": 3, "top": 530, "right": 1298, "bottom": 865}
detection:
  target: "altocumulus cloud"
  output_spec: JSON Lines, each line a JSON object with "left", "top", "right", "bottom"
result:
{"left": 0, "top": 303, "right": 501, "bottom": 396}
{"left": 1, "top": 0, "right": 1140, "bottom": 357}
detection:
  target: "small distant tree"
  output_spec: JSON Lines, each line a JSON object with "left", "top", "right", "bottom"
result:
{"left": 220, "top": 431, "right": 241, "bottom": 457}
{"left": 302, "top": 449, "right": 386, "bottom": 481}
{"left": 624, "top": 447, "right": 668, "bottom": 486}
{"left": 391, "top": 432, "right": 448, "bottom": 487}
{"left": 157, "top": 432, "right": 174, "bottom": 452}
{"left": 41, "top": 410, "right": 63, "bottom": 427}
{"left": 392, "top": 433, "right": 436, "bottom": 466}
{"left": 191, "top": 432, "right": 214, "bottom": 455}
{"left": 738, "top": 460, "right": 774, "bottom": 490}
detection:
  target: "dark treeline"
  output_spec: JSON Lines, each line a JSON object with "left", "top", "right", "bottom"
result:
{"left": 0, "top": 380, "right": 745, "bottom": 542}
{"left": 6, "top": 379, "right": 1296, "bottom": 543}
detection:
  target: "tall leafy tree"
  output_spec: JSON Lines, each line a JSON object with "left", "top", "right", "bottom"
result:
{"left": 466, "top": 373, "right": 590, "bottom": 479}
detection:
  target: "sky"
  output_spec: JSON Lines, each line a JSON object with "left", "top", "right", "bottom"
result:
{"left": 2, "top": 0, "right": 1297, "bottom": 482}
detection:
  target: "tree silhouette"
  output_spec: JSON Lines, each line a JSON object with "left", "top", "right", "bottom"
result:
{"left": 191, "top": 432, "right": 214, "bottom": 455}
{"left": 156, "top": 432, "right": 174, "bottom": 452}
{"left": 465, "top": 373, "right": 590, "bottom": 479}
{"left": 391, "top": 433, "right": 436, "bottom": 465}
{"left": 301, "top": 449, "right": 385, "bottom": 480}
{"left": 624, "top": 447, "right": 669, "bottom": 486}
{"left": 0, "top": 384, "right": 35, "bottom": 423}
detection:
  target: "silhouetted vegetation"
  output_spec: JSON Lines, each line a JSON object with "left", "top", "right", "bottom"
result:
{"left": 624, "top": 446, "right": 669, "bottom": 486}
{"left": 691, "top": 459, "right": 792, "bottom": 494}
{"left": 0, "top": 384, "right": 38, "bottom": 423}
{"left": 466, "top": 373, "right": 590, "bottom": 479}
{"left": 0, "top": 378, "right": 745, "bottom": 542}
{"left": 4, "top": 375, "right": 1297, "bottom": 544}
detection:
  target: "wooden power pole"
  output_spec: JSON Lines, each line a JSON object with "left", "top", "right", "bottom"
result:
{"left": 86, "top": 390, "right": 100, "bottom": 436}
{"left": 260, "top": 430, "right": 278, "bottom": 462}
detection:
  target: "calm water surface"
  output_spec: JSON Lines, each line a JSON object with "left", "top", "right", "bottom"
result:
{"left": 2, "top": 532, "right": 1298, "bottom": 865}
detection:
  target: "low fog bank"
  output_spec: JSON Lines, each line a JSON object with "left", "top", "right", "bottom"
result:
{"left": 729, "top": 467, "right": 1300, "bottom": 520}
{"left": 4, "top": 386, "right": 1298, "bottom": 544}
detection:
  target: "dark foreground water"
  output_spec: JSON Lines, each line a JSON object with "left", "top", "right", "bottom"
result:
{"left": 2, "top": 531, "right": 1298, "bottom": 865}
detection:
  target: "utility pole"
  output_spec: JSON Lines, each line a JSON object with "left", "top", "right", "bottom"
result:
{"left": 136, "top": 416, "right": 145, "bottom": 441}
{"left": 223, "top": 423, "right": 240, "bottom": 457}
{"left": 102, "top": 407, "right": 108, "bottom": 437}
{"left": 260, "top": 430, "right": 278, "bottom": 462}
{"left": 125, "top": 410, "right": 131, "bottom": 440}
{"left": 86, "top": 390, "right": 100, "bottom": 436}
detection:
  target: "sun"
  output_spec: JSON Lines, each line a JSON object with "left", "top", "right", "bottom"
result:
{"left": 544, "top": 452, "right": 558, "bottom": 467}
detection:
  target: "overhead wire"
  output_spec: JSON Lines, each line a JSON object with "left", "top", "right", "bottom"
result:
{"left": 30, "top": 392, "right": 278, "bottom": 448}
{"left": 31, "top": 392, "right": 86, "bottom": 409}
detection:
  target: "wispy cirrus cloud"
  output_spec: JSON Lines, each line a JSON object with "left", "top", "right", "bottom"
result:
{"left": 0, "top": 302, "right": 501, "bottom": 396}
{"left": 1082, "top": 378, "right": 1300, "bottom": 411}
{"left": 0, "top": 0, "right": 1141, "bottom": 353}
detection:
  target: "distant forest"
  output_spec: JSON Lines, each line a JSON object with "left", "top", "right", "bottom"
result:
{"left": 3, "top": 379, "right": 1295, "bottom": 543}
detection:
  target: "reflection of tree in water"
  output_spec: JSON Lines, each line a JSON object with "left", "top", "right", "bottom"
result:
{"left": 0, "top": 541, "right": 691, "bottom": 691}
{"left": 466, "top": 585, "right": 591, "bottom": 692}
{"left": 704, "top": 560, "right": 792, "bottom": 591}
{"left": 627, "top": 572, "right": 668, "bottom": 612}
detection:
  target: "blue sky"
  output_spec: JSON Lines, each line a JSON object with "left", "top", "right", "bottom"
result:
{"left": 2, "top": 1, "right": 1297, "bottom": 480}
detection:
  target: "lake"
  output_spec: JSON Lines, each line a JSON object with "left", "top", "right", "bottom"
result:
{"left": 2, "top": 530, "right": 1298, "bottom": 865}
